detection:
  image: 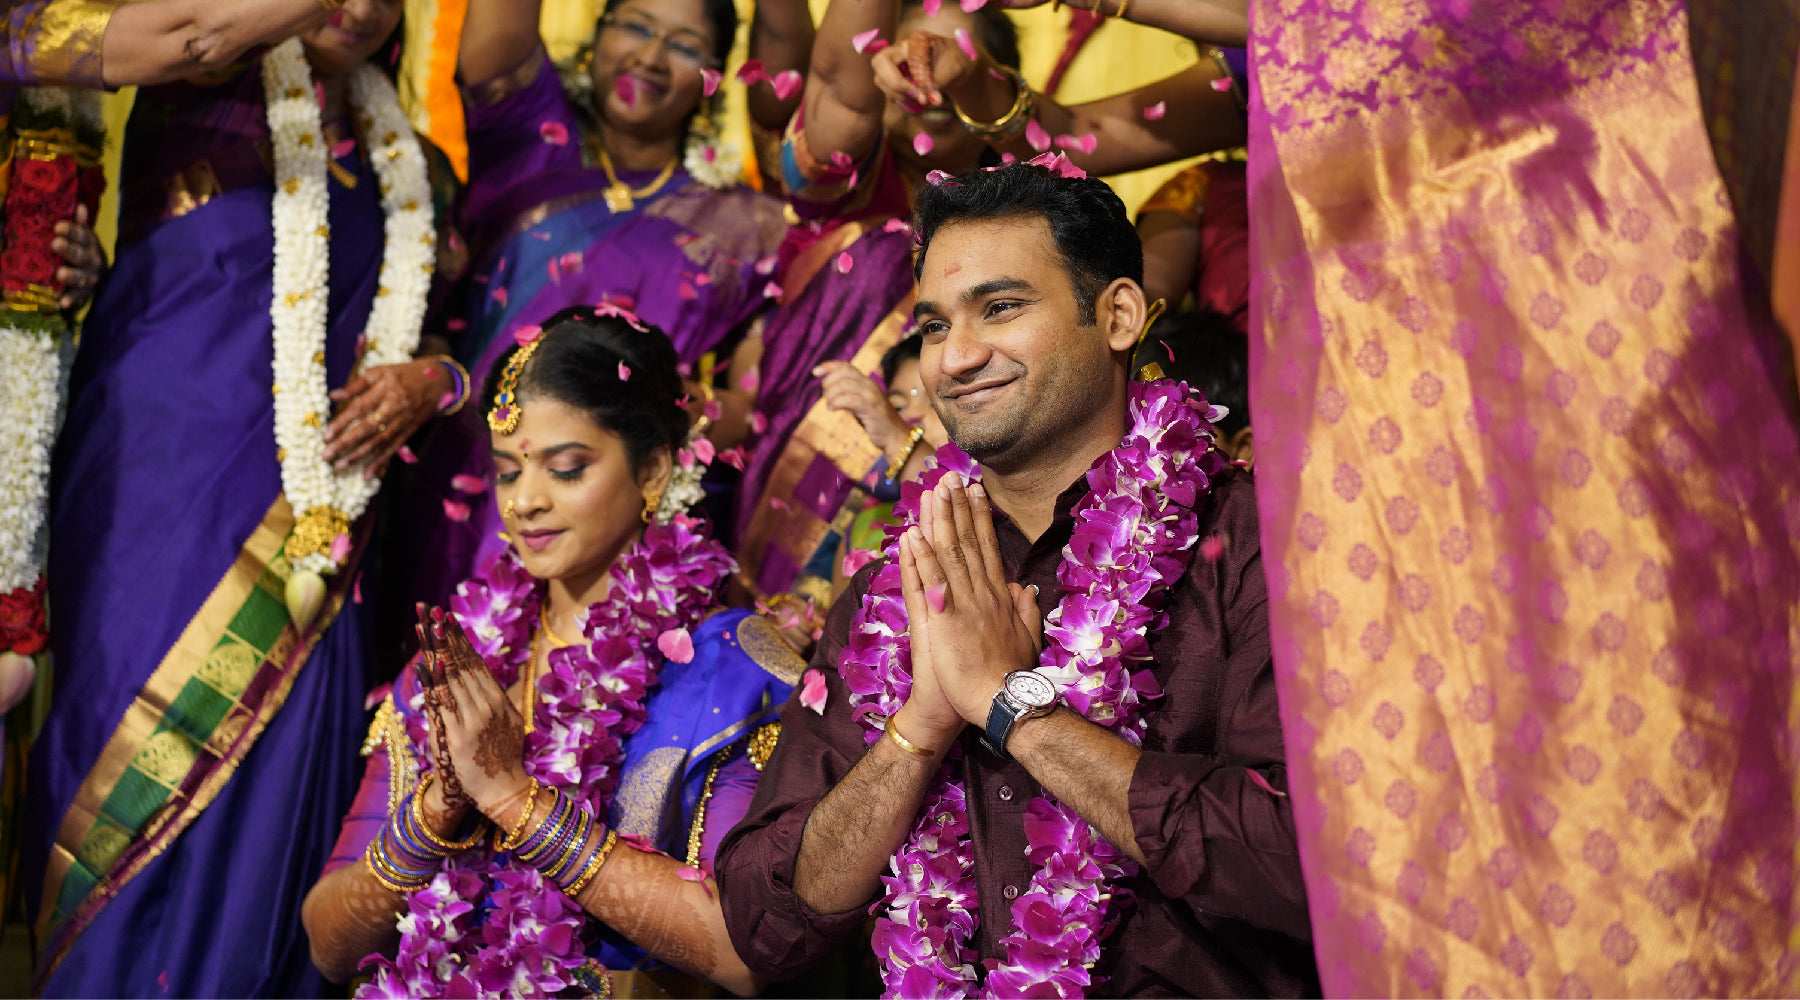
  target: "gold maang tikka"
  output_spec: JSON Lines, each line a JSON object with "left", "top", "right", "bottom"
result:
{"left": 488, "top": 337, "right": 542, "bottom": 434}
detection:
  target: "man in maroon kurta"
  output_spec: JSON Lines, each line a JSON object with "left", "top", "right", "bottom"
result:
{"left": 716, "top": 163, "right": 1317, "bottom": 997}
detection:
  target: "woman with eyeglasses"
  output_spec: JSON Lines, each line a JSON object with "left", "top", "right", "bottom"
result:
{"left": 384, "top": 0, "right": 809, "bottom": 648}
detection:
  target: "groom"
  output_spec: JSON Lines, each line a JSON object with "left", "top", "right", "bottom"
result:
{"left": 717, "top": 162, "right": 1316, "bottom": 996}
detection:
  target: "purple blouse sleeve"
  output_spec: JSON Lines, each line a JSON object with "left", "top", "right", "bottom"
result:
{"left": 696, "top": 753, "right": 763, "bottom": 877}
{"left": 323, "top": 700, "right": 401, "bottom": 875}
{"left": 460, "top": 46, "right": 585, "bottom": 234}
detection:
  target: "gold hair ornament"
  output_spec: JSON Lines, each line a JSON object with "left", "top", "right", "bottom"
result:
{"left": 488, "top": 338, "right": 542, "bottom": 434}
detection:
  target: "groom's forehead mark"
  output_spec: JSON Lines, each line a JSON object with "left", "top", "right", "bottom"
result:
{"left": 944, "top": 261, "right": 963, "bottom": 277}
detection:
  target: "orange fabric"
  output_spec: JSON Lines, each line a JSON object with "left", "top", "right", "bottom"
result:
{"left": 1248, "top": 1, "right": 1800, "bottom": 996}
{"left": 1138, "top": 162, "right": 1208, "bottom": 225}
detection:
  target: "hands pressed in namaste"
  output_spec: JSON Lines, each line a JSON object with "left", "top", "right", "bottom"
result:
{"left": 895, "top": 471, "right": 1045, "bottom": 751}
{"left": 415, "top": 604, "right": 532, "bottom": 827}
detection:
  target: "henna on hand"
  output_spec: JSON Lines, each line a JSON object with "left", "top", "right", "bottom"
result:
{"left": 471, "top": 710, "right": 524, "bottom": 779}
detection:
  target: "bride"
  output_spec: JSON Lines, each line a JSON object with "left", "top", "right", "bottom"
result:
{"left": 303, "top": 306, "right": 800, "bottom": 997}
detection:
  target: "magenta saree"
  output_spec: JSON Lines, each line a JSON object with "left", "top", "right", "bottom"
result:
{"left": 1249, "top": 1, "right": 1800, "bottom": 994}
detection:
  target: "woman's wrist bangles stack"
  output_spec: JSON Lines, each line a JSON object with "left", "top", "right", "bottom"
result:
{"left": 434, "top": 355, "right": 471, "bottom": 415}
{"left": 500, "top": 783, "right": 619, "bottom": 898}
{"left": 955, "top": 66, "right": 1035, "bottom": 140}
{"left": 887, "top": 425, "right": 927, "bottom": 480}
{"left": 365, "top": 772, "right": 489, "bottom": 892}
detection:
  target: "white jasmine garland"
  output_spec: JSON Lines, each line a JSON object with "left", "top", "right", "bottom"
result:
{"left": 263, "top": 39, "right": 433, "bottom": 575}
{"left": 682, "top": 128, "right": 742, "bottom": 190}
{"left": 0, "top": 324, "right": 61, "bottom": 593}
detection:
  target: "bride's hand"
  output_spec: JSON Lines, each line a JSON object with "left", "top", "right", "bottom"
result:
{"left": 423, "top": 608, "right": 532, "bottom": 823}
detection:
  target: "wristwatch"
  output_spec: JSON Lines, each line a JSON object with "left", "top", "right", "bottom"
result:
{"left": 981, "top": 670, "right": 1058, "bottom": 760}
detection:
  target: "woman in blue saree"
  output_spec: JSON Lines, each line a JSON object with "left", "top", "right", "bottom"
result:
{"left": 303, "top": 308, "right": 799, "bottom": 998}
{"left": 22, "top": 4, "right": 459, "bottom": 995}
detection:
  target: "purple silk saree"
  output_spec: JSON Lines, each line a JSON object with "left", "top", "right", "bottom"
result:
{"left": 24, "top": 66, "right": 378, "bottom": 997}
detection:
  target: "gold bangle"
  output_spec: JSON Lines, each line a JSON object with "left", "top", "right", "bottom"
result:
{"left": 413, "top": 773, "right": 490, "bottom": 851}
{"left": 1111, "top": 0, "right": 1131, "bottom": 18}
{"left": 954, "top": 66, "right": 1035, "bottom": 139}
{"left": 566, "top": 828, "right": 618, "bottom": 898}
{"left": 885, "top": 716, "right": 934, "bottom": 758}
{"left": 434, "top": 355, "right": 472, "bottom": 416}
{"left": 889, "top": 426, "right": 926, "bottom": 477}
{"left": 497, "top": 777, "right": 541, "bottom": 851}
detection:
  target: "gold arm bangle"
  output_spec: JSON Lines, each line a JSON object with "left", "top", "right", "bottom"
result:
{"left": 566, "top": 828, "right": 619, "bottom": 898}
{"left": 497, "top": 776, "right": 542, "bottom": 851}
{"left": 413, "top": 773, "right": 491, "bottom": 851}
{"left": 889, "top": 426, "right": 926, "bottom": 477}
{"left": 885, "top": 716, "right": 934, "bottom": 758}
{"left": 434, "top": 355, "right": 472, "bottom": 416}
{"left": 954, "top": 66, "right": 1035, "bottom": 139}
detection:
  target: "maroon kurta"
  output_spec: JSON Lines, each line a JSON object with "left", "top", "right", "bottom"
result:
{"left": 716, "top": 469, "right": 1319, "bottom": 997}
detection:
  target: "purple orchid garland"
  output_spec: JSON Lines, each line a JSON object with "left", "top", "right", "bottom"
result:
{"left": 839, "top": 381, "right": 1230, "bottom": 998}
{"left": 355, "top": 514, "right": 736, "bottom": 998}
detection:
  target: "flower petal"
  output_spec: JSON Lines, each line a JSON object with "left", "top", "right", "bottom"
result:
{"left": 657, "top": 626, "right": 695, "bottom": 663}
{"left": 613, "top": 73, "right": 639, "bottom": 108}
{"left": 852, "top": 28, "right": 884, "bottom": 53}
{"left": 913, "top": 131, "right": 935, "bottom": 156}
{"left": 771, "top": 69, "right": 803, "bottom": 102}
{"left": 953, "top": 28, "right": 977, "bottom": 60}
{"left": 538, "top": 120, "right": 569, "bottom": 145}
{"left": 618, "top": 361, "right": 632, "bottom": 381}
{"left": 1142, "top": 101, "right": 1167, "bottom": 120}
{"left": 799, "top": 668, "right": 830, "bottom": 714}
{"left": 514, "top": 324, "right": 542, "bottom": 345}
{"left": 700, "top": 67, "right": 722, "bottom": 96}
{"left": 1212, "top": 76, "right": 1233, "bottom": 92}
{"left": 443, "top": 498, "right": 470, "bottom": 523}
{"left": 735, "top": 59, "right": 768, "bottom": 86}
{"left": 396, "top": 445, "right": 418, "bottom": 464}
{"left": 451, "top": 474, "right": 488, "bottom": 495}
{"left": 836, "top": 251, "right": 856, "bottom": 274}
{"left": 1054, "top": 132, "right": 1098, "bottom": 155}
{"left": 1024, "top": 118, "right": 1052, "bottom": 152}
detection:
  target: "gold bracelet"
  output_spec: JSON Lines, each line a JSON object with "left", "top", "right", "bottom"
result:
{"left": 954, "top": 66, "right": 1035, "bottom": 139}
{"left": 566, "top": 828, "right": 619, "bottom": 898}
{"left": 433, "top": 355, "right": 472, "bottom": 416}
{"left": 889, "top": 426, "right": 926, "bottom": 478}
{"left": 497, "top": 777, "right": 542, "bottom": 851}
{"left": 1111, "top": 0, "right": 1131, "bottom": 18}
{"left": 885, "top": 716, "right": 934, "bottom": 758}
{"left": 413, "top": 773, "right": 490, "bottom": 851}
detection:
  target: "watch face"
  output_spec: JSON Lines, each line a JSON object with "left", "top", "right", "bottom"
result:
{"left": 1005, "top": 671, "right": 1057, "bottom": 710}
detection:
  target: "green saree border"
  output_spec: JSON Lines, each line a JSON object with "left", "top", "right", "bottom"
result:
{"left": 32, "top": 496, "right": 353, "bottom": 990}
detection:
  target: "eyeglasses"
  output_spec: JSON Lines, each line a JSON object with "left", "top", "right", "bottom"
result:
{"left": 598, "top": 13, "right": 719, "bottom": 70}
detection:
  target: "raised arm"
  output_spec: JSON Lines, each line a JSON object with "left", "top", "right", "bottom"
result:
{"left": 92, "top": 0, "right": 330, "bottom": 86}
{"left": 798, "top": 0, "right": 899, "bottom": 168}
{"left": 746, "top": 0, "right": 815, "bottom": 133}
{"left": 458, "top": 0, "right": 542, "bottom": 84}
{"left": 1000, "top": 0, "right": 1245, "bottom": 47}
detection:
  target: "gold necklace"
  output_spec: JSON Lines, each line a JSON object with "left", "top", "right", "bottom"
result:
{"left": 596, "top": 147, "right": 679, "bottom": 214}
{"left": 522, "top": 609, "right": 574, "bottom": 734}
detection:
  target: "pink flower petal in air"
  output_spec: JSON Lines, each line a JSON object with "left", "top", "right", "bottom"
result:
{"left": 676, "top": 865, "right": 706, "bottom": 883}
{"left": 613, "top": 74, "right": 639, "bottom": 108}
{"left": 763, "top": 280, "right": 783, "bottom": 300}
{"left": 514, "top": 324, "right": 542, "bottom": 345}
{"left": 882, "top": 218, "right": 912, "bottom": 234}
{"left": 1200, "top": 534, "right": 1226, "bottom": 562}
{"left": 353, "top": 574, "right": 363, "bottom": 604}
{"left": 330, "top": 532, "right": 352, "bottom": 564}
{"left": 842, "top": 548, "right": 876, "bottom": 577}
{"left": 922, "top": 0, "right": 942, "bottom": 15}
{"left": 924, "top": 584, "right": 947, "bottom": 613}
{"left": 693, "top": 272, "right": 711, "bottom": 286}
{"left": 1212, "top": 76, "right": 1232, "bottom": 92}
{"left": 700, "top": 67, "right": 722, "bottom": 96}
{"left": 1246, "top": 769, "right": 1289, "bottom": 797}
{"left": 396, "top": 445, "right": 418, "bottom": 464}
{"left": 1143, "top": 101, "right": 1167, "bottom": 120}
{"left": 925, "top": 169, "right": 952, "bottom": 185}
{"left": 547, "top": 258, "right": 562, "bottom": 283}
{"left": 693, "top": 437, "right": 716, "bottom": 464}
{"left": 618, "top": 362, "right": 632, "bottom": 381}
{"left": 953, "top": 28, "right": 977, "bottom": 60}
{"left": 770, "top": 69, "right": 803, "bottom": 101}
{"left": 678, "top": 447, "right": 696, "bottom": 469}
{"left": 446, "top": 317, "right": 467, "bottom": 332}
{"left": 492, "top": 286, "right": 508, "bottom": 307}
{"left": 719, "top": 445, "right": 747, "bottom": 470}
{"left": 912, "top": 131, "right": 935, "bottom": 156}
{"left": 657, "top": 627, "right": 695, "bottom": 663}
{"left": 799, "top": 668, "right": 830, "bottom": 714}
{"left": 829, "top": 150, "right": 854, "bottom": 172}
{"left": 836, "top": 251, "right": 855, "bottom": 274}
{"left": 559, "top": 251, "right": 583, "bottom": 274}
{"left": 1162, "top": 340, "right": 1175, "bottom": 362}
{"left": 1054, "top": 132, "right": 1098, "bottom": 155}
{"left": 678, "top": 281, "right": 698, "bottom": 301}
{"left": 702, "top": 399, "right": 723, "bottom": 421}
{"left": 331, "top": 137, "right": 357, "bottom": 159}
{"left": 443, "top": 499, "right": 470, "bottom": 523}
{"left": 450, "top": 474, "right": 487, "bottom": 495}
{"left": 736, "top": 59, "right": 768, "bottom": 86}
{"left": 852, "top": 28, "right": 884, "bottom": 53}
{"left": 754, "top": 256, "right": 779, "bottom": 275}
{"left": 740, "top": 368, "right": 761, "bottom": 392}
{"left": 770, "top": 496, "right": 791, "bottom": 512}
{"left": 538, "top": 120, "right": 569, "bottom": 146}
{"left": 962, "top": 0, "right": 989, "bottom": 8}
{"left": 750, "top": 412, "right": 768, "bottom": 434}
{"left": 1024, "top": 118, "right": 1052, "bottom": 152}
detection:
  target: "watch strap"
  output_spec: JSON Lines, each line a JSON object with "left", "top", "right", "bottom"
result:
{"left": 982, "top": 692, "right": 1019, "bottom": 760}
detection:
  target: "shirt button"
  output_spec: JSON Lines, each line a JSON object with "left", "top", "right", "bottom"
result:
{"left": 1003, "top": 884, "right": 1019, "bottom": 900}
{"left": 998, "top": 785, "right": 1014, "bottom": 801}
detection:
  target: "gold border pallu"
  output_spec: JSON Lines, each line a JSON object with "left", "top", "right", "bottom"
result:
{"left": 33, "top": 495, "right": 359, "bottom": 990}
{"left": 736, "top": 291, "right": 917, "bottom": 601}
